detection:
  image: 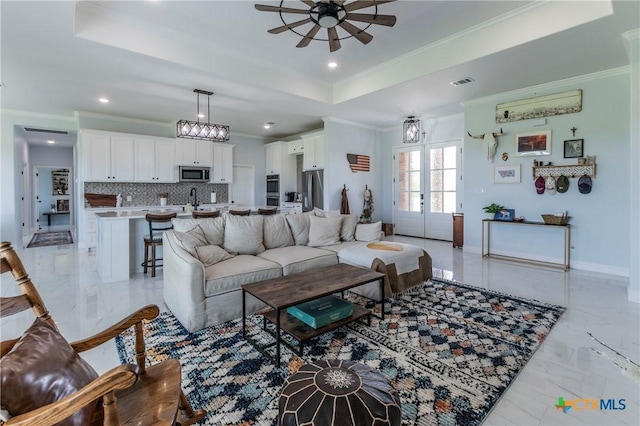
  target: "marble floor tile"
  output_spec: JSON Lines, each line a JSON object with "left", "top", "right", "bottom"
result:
{"left": 1, "top": 236, "right": 638, "bottom": 425}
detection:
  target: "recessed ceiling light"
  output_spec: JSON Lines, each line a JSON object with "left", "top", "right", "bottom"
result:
{"left": 328, "top": 62, "right": 338, "bottom": 69}
{"left": 47, "top": 140, "right": 55, "bottom": 144}
{"left": 98, "top": 97, "right": 110, "bottom": 103}
{"left": 197, "top": 113, "right": 205, "bottom": 118}
{"left": 264, "top": 122, "right": 275, "bottom": 129}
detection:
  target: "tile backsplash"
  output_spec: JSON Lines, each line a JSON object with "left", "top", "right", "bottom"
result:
{"left": 84, "top": 182, "right": 228, "bottom": 207}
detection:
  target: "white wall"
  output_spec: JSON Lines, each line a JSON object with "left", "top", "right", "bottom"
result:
{"left": 323, "top": 118, "right": 382, "bottom": 221}
{"left": 463, "top": 69, "right": 631, "bottom": 275}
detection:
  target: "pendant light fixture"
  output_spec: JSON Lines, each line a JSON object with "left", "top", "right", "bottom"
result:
{"left": 403, "top": 116, "right": 420, "bottom": 143}
{"left": 177, "top": 89, "right": 230, "bottom": 142}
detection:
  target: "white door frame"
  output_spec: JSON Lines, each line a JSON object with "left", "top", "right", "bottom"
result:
{"left": 392, "top": 145, "right": 425, "bottom": 237}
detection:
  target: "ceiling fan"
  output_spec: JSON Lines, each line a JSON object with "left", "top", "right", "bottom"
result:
{"left": 254, "top": 1, "right": 397, "bottom": 52}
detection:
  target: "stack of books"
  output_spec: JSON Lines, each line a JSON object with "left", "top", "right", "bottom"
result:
{"left": 287, "top": 296, "right": 354, "bottom": 329}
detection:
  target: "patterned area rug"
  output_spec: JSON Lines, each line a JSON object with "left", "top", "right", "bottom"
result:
{"left": 26, "top": 231, "right": 73, "bottom": 248}
{"left": 116, "top": 279, "right": 564, "bottom": 425}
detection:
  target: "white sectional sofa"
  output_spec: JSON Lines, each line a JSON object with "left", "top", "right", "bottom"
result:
{"left": 163, "top": 211, "right": 432, "bottom": 332}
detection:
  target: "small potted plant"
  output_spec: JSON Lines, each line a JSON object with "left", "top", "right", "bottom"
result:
{"left": 482, "top": 203, "right": 505, "bottom": 219}
{"left": 159, "top": 192, "right": 169, "bottom": 207}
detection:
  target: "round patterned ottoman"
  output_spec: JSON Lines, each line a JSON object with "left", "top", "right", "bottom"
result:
{"left": 279, "top": 360, "right": 401, "bottom": 426}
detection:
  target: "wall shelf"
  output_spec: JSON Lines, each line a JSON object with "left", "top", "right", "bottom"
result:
{"left": 532, "top": 164, "right": 596, "bottom": 179}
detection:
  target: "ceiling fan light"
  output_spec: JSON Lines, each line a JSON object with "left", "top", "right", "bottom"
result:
{"left": 319, "top": 13, "right": 338, "bottom": 28}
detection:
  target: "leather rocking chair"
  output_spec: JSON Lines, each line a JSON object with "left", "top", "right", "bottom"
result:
{"left": 0, "top": 241, "right": 206, "bottom": 426}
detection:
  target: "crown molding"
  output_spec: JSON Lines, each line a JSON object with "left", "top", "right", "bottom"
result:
{"left": 323, "top": 117, "right": 380, "bottom": 132}
{"left": 74, "top": 110, "right": 174, "bottom": 128}
{"left": 464, "top": 67, "right": 630, "bottom": 107}
{"left": 1, "top": 109, "right": 77, "bottom": 123}
{"left": 622, "top": 28, "right": 640, "bottom": 42}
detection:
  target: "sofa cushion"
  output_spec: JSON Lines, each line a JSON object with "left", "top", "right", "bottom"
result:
{"left": 172, "top": 217, "right": 225, "bottom": 246}
{"left": 285, "top": 212, "right": 313, "bottom": 245}
{"left": 313, "top": 208, "right": 340, "bottom": 217}
{"left": 257, "top": 246, "right": 338, "bottom": 276}
{"left": 340, "top": 214, "right": 358, "bottom": 241}
{"left": 315, "top": 240, "right": 364, "bottom": 253}
{"left": 355, "top": 221, "right": 382, "bottom": 242}
{"left": 195, "top": 244, "right": 234, "bottom": 267}
{"left": 0, "top": 318, "right": 99, "bottom": 426}
{"left": 263, "top": 214, "right": 294, "bottom": 249}
{"left": 308, "top": 216, "right": 341, "bottom": 247}
{"left": 223, "top": 214, "right": 265, "bottom": 255}
{"left": 204, "top": 255, "right": 282, "bottom": 297}
{"left": 173, "top": 225, "right": 208, "bottom": 256}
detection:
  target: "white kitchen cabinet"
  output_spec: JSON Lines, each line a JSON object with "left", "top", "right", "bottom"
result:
{"left": 302, "top": 132, "right": 325, "bottom": 171}
{"left": 287, "top": 139, "right": 304, "bottom": 155}
{"left": 265, "top": 141, "right": 297, "bottom": 204}
{"left": 134, "top": 137, "right": 176, "bottom": 182}
{"left": 83, "top": 131, "right": 135, "bottom": 182}
{"left": 211, "top": 143, "right": 234, "bottom": 183}
{"left": 176, "top": 139, "right": 213, "bottom": 167}
{"left": 265, "top": 142, "right": 283, "bottom": 175}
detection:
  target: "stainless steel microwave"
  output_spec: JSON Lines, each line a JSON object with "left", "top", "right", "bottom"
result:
{"left": 179, "top": 166, "right": 210, "bottom": 182}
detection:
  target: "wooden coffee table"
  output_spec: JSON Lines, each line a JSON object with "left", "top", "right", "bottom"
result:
{"left": 242, "top": 263, "right": 385, "bottom": 366}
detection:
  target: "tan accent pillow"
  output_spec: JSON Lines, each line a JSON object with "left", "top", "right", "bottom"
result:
{"left": 340, "top": 214, "right": 358, "bottom": 241}
{"left": 308, "top": 215, "right": 342, "bottom": 247}
{"left": 285, "top": 212, "right": 313, "bottom": 245}
{"left": 173, "top": 225, "right": 208, "bottom": 256}
{"left": 223, "top": 214, "right": 265, "bottom": 255}
{"left": 263, "top": 214, "right": 294, "bottom": 249}
{"left": 195, "top": 245, "right": 234, "bottom": 267}
{"left": 355, "top": 221, "right": 382, "bottom": 242}
{"left": 172, "top": 217, "right": 225, "bottom": 245}
{"left": 0, "top": 318, "right": 99, "bottom": 426}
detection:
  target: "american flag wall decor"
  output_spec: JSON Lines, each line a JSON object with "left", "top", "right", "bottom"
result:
{"left": 346, "top": 154, "right": 370, "bottom": 172}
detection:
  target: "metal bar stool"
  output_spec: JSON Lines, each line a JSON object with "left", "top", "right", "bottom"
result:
{"left": 192, "top": 210, "right": 220, "bottom": 219}
{"left": 257, "top": 208, "right": 277, "bottom": 215}
{"left": 142, "top": 212, "right": 177, "bottom": 277}
{"left": 229, "top": 209, "right": 251, "bottom": 216}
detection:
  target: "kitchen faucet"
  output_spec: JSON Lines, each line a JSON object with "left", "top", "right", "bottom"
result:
{"left": 190, "top": 187, "right": 198, "bottom": 209}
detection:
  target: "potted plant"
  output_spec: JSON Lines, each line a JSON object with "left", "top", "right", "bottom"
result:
{"left": 482, "top": 203, "right": 505, "bottom": 219}
{"left": 159, "top": 192, "right": 169, "bottom": 207}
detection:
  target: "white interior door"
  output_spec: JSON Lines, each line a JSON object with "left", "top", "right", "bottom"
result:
{"left": 230, "top": 164, "right": 255, "bottom": 206}
{"left": 425, "top": 141, "right": 461, "bottom": 240}
{"left": 393, "top": 146, "right": 425, "bottom": 237}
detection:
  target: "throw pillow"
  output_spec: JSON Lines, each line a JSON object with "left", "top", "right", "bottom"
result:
{"left": 223, "top": 214, "right": 265, "bottom": 255}
{"left": 263, "top": 214, "right": 294, "bottom": 249}
{"left": 173, "top": 225, "right": 208, "bottom": 256}
{"left": 355, "top": 221, "right": 382, "bottom": 242}
{"left": 285, "top": 212, "right": 313, "bottom": 245}
{"left": 172, "top": 217, "right": 225, "bottom": 245}
{"left": 0, "top": 318, "right": 99, "bottom": 426}
{"left": 308, "top": 215, "right": 342, "bottom": 247}
{"left": 195, "top": 245, "right": 234, "bottom": 267}
{"left": 340, "top": 214, "right": 358, "bottom": 241}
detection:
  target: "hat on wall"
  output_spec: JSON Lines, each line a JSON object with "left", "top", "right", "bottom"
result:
{"left": 556, "top": 175, "right": 569, "bottom": 193}
{"left": 578, "top": 175, "right": 592, "bottom": 194}
{"left": 535, "top": 176, "right": 545, "bottom": 194}
{"left": 545, "top": 176, "right": 557, "bottom": 195}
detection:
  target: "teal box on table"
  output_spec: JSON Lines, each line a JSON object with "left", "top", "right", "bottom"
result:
{"left": 287, "top": 295, "right": 354, "bottom": 329}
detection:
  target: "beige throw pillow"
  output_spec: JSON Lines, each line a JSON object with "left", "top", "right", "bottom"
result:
{"left": 263, "top": 214, "right": 294, "bottom": 249}
{"left": 355, "top": 221, "right": 382, "bottom": 242}
{"left": 223, "top": 214, "right": 265, "bottom": 255}
{"left": 308, "top": 216, "right": 342, "bottom": 247}
{"left": 340, "top": 214, "right": 358, "bottom": 241}
{"left": 285, "top": 212, "right": 313, "bottom": 245}
{"left": 173, "top": 225, "right": 208, "bottom": 256}
{"left": 195, "top": 245, "right": 234, "bottom": 267}
{"left": 172, "top": 217, "right": 225, "bottom": 246}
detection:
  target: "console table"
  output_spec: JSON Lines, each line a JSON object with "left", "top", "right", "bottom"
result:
{"left": 481, "top": 219, "right": 571, "bottom": 270}
{"left": 42, "top": 211, "right": 70, "bottom": 226}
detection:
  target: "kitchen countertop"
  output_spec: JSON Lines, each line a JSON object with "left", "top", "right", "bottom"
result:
{"left": 93, "top": 204, "right": 276, "bottom": 220}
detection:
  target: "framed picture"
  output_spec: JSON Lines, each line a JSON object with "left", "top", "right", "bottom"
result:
{"left": 515, "top": 130, "right": 552, "bottom": 156}
{"left": 51, "top": 169, "right": 70, "bottom": 195}
{"left": 56, "top": 199, "right": 69, "bottom": 212}
{"left": 494, "top": 209, "right": 515, "bottom": 221}
{"left": 494, "top": 164, "right": 521, "bottom": 184}
{"left": 563, "top": 139, "right": 583, "bottom": 158}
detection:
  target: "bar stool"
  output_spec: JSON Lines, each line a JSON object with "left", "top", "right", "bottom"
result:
{"left": 142, "top": 212, "right": 177, "bottom": 277}
{"left": 192, "top": 210, "right": 220, "bottom": 219}
{"left": 257, "top": 208, "right": 277, "bottom": 215}
{"left": 229, "top": 209, "right": 251, "bottom": 216}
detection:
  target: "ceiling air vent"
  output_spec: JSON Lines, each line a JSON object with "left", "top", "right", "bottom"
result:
{"left": 23, "top": 127, "right": 69, "bottom": 135}
{"left": 449, "top": 77, "right": 474, "bottom": 86}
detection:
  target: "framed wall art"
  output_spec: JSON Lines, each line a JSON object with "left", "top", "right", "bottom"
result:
{"left": 563, "top": 139, "right": 583, "bottom": 158}
{"left": 494, "top": 209, "right": 515, "bottom": 221}
{"left": 496, "top": 89, "right": 582, "bottom": 123}
{"left": 515, "top": 130, "right": 552, "bottom": 156}
{"left": 56, "top": 199, "right": 69, "bottom": 212}
{"left": 494, "top": 164, "right": 521, "bottom": 184}
{"left": 51, "top": 169, "right": 70, "bottom": 195}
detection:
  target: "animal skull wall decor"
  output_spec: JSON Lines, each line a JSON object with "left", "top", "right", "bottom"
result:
{"left": 467, "top": 128, "right": 505, "bottom": 162}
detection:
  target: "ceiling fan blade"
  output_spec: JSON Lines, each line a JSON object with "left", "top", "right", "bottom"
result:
{"left": 339, "top": 20, "right": 373, "bottom": 44}
{"left": 255, "top": 4, "right": 310, "bottom": 14}
{"left": 297, "top": 24, "right": 322, "bottom": 48}
{"left": 300, "top": 0, "right": 316, "bottom": 7}
{"left": 327, "top": 27, "right": 341, "bottom": 52}
{"left": 344, "top": 1, "right": 395, "bottom": 13}
{"left": 346, "top": 12, "right": 396, "bottom": 26}
{"left": 269, "top": 18, "right": 312, "bottom": 34}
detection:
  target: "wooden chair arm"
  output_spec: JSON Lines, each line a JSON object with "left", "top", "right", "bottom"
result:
{"left": 4, "top": 364, "right": 139, "bottom": 426}
{"left": 70, "top": 305, "right": 160, "bottom": 353}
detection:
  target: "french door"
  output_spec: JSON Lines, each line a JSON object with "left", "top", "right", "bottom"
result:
{"left": 393, "top": 146, "right": 425, "bottom": 237}
{"left": 425, "top": 143, "right": 460, "bottom": 240}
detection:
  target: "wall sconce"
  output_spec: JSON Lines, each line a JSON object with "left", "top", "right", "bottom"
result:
{"left": 403, "top": 116, "right": 420, "bottom": 143}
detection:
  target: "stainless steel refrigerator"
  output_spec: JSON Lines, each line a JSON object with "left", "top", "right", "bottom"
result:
{"left": 302, "top": 170, "right": 324, "bottom": 212}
